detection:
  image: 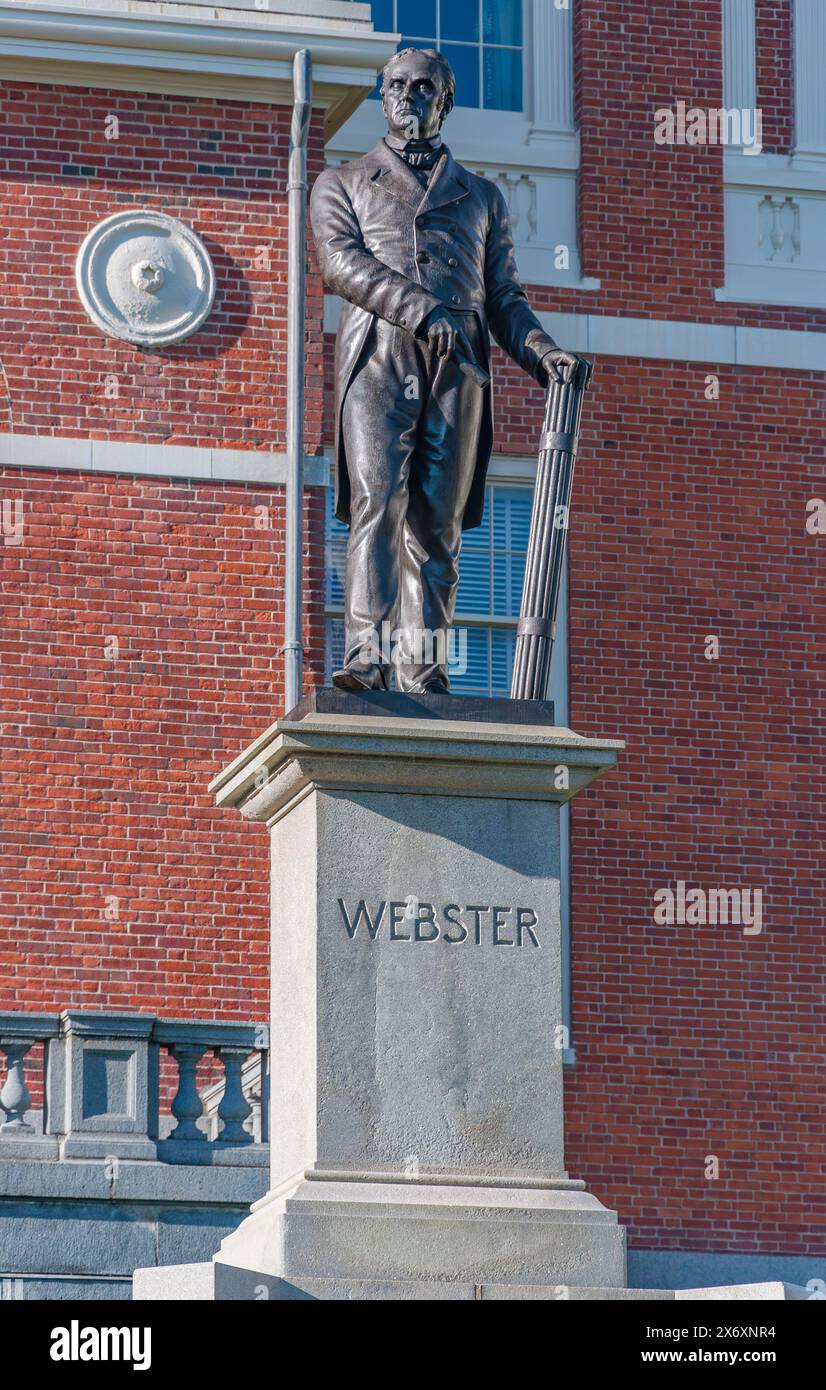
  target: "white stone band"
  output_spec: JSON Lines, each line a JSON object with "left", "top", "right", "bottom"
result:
{"left": 0, "top": 434, "right": 330, "bottom": 485}
{"left": 323, "top": 297, "right": 826, "bottom": 372}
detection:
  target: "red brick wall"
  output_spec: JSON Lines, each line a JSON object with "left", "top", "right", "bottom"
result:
{"left": 755, "top": 0, "right": 794, "bottom": 153}
{"left": 0, "top": 469, "right": 325, "bottom": 1017}
{"left": 0, "top": 80, "right": 328, "bottom": 1018}
{"left": 575, "top": 0, "right": 725, "bottom": 317}
{"left": 0, "top": 81, "right": 326, "bottom": 446}
{"left": 564, "top": 360, "right": 825, "bottom": 1257}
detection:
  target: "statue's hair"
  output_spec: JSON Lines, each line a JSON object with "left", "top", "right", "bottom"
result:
{"left": 380, "top": 47, "right": 456, "bottom": 124}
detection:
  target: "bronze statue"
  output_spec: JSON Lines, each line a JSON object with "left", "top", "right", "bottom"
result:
{"left": 311, "top": 47, "right": 583, "bottom": 694}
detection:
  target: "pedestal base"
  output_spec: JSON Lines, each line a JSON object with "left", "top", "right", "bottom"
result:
{"left": 213, "top": 1171, "right": 627, "bottom": 1289}
{"left": 133, "top": 1260, "right": 808, "bottom": 1302}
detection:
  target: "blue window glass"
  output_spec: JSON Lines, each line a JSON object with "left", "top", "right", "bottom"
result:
{"left": 440, "top": 0, "right": 479, "bottom": 43}
{"left": 492, "top": 550, "right": 525, "bottom": 618}
{"left": 482, "top": 0, "right": 521, "bottom": 46}
{"left": 326, "top": 616, "right": 345, "bottom": 675}
{"left": 398, "top": 0, "right": 436, "bottom": 35}
{"left": 491, "top": 488, "right": 529, "bottom": 617}
{"left": 492, "top": 487, "right": 531, "bottom": 550}
{"left": 456, "top": 547, "right": 492, "bottom": 614}
{"left": 325, "top": 492, "right": 349, "bottom": 608}
{"left": 483, "top": 45, "right": 522, "bottom": 111}
{"left": 370, "top": 0, "right": 394, "bottom": 31}
{"left": 441, "top": 41, "right": 479, "bottom": 108}
{"left": 352, "top": 2, "right": 525, "bottom": 113}
{"left": 490, "top": 627, "right": 516, "bottom": 695}
{"left": 450, "top": 627, "right": 490, "bottom": 694}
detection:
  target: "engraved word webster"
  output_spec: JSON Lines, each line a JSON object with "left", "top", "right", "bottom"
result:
{"left": 337, "top": 900, "right": 541, "bottom": 947}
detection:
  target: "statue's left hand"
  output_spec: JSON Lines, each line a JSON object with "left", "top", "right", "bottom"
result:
{"left": 541, "top": 349, "right": 582, "bottom": 386}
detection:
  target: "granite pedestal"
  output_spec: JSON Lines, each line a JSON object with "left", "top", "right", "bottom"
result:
{"left": 188, "top": 695, "right": 627, "bottom": 1294}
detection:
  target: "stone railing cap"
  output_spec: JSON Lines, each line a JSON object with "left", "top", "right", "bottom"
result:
{"left": 152, "top": 1019, "right": 268, "bottom": 1048}
{"left": 0, "top": 1011, "right": 60, "bottom": 1039}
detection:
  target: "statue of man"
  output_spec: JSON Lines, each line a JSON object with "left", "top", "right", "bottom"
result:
{"left": 311, "top": 46, "right": 582, "bottom": 694}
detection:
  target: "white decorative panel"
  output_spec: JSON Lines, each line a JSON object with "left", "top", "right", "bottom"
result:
{"left": 472, "top": 166, "right": 582, "bottom": 285}
{"left": 722, "top": 179, "right": 826, "bottom": 305}
{"left": 757, "top": 195, "right": 801, "bottom": 262}
{"left": 75, "top": 210, "right": 215, "bottom": 348}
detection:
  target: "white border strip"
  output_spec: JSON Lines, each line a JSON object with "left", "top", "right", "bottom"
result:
{"left": 539, "top": 311, "right": 826, "bottom": 371}
{"left": 0, "top": 434, "right": 329, "bottom": 485}
{"left": 323, "top": 297, "right": 826, "bottom": 372}
{"left": 0, "top": 434, "right": 534, "bottom": 485}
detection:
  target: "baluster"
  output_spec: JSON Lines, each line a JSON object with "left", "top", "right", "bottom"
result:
{"left": 168, "top": 1043, "right": 207, "bottom": 1142}
{"left": 788, "top": 198, "right": 801, "bottom": 262}
{"left": 215, "top": 1047, "right": 252, "bottom": 1144}
{"left": 758, "top": 194, "right": 768, "bottom": 254}
{"left": 243, "top": 1073, "right": 259, "bottom": 1141}
{"left": 769, "top": 198, "right": 785, "bottom": 260}
{"left": 260, "top": 1047, "right": 270, "bottom": 1144}
{"left": 0, "top": 1040, "right": 34, "bottom": 1133}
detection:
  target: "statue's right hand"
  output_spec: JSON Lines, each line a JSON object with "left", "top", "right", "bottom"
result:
{"left": 422, "top": 308, "right": 473, "bottom": 363}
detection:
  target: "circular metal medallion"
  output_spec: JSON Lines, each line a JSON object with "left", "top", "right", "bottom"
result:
{"left": 75, "top": 209, "right": 216, "bottom": 348}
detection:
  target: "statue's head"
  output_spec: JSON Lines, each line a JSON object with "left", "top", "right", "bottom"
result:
{"left": 380, "top": 47, "right": 456, "bottom": 142}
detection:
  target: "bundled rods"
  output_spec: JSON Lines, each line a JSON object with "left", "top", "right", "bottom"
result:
{"left": 510, "top": 357, "right": 593, "bottom": 701}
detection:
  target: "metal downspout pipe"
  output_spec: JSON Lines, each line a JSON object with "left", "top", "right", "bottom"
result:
{"left": 283, "top": 48, "right": 312, "bottom": 711}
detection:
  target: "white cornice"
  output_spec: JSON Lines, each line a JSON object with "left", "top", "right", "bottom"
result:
{"left": 0, "top": 1, "right": 398, "bottom": 132}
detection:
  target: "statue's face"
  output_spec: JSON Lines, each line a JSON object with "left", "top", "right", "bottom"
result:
{"left": 381, "top": 53, "right": 449, "bottom": 142}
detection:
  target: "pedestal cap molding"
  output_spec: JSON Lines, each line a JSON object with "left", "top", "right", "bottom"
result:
{"left": 210, "top": 713, "right": 624, "bottom": 826}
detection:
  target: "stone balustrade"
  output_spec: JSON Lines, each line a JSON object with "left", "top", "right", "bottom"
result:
{"left": 0, "top": 1011, "right": 268, "bottom": 1166}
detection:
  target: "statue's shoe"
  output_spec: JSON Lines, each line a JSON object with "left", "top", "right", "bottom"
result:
{"left": 331, "top": 664, "right": 388, "bottom": 693}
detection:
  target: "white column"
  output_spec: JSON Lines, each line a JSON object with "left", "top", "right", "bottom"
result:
{"left": 793, "top": 0, "right": 826, "bottom": 156}
{"left": 529, "top": 0, "right": 575, "bottom": 138}
{"left": 722, "top": 0, "right": 757, "bottom": 111}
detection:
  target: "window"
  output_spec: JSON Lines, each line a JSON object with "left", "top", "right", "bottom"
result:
{"left": 355, "top": 0, "right": 524, "bottom": 112}
{"left": 324, "top": 482, "right": 531, "bottom": 695}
